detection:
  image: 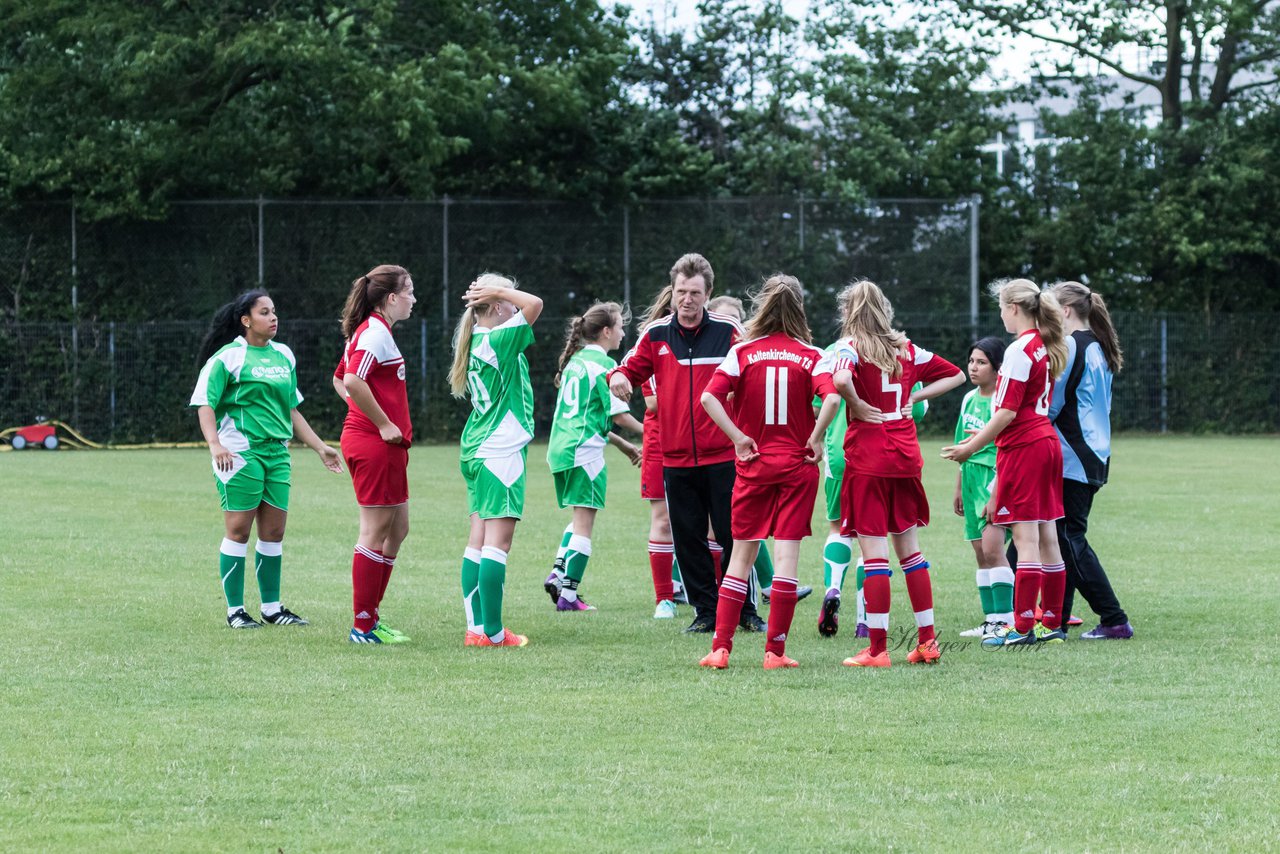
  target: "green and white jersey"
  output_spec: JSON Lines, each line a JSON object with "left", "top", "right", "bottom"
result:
{"left": 190, "top": 337, "right": 302, "bottom": 450}
{"left": 955, "top": 388, "right": 997, "bottom": 468}
{"left": 460, "top": 311, "right": 536, "bottom": 462}
{"left": 819, "top": 342, "right": 848, "bottom": 478}
{"left": 547, "top": 345, "right": 629, "bottom": 476}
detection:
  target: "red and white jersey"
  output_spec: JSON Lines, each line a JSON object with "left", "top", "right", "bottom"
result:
{"left": 704, "top": 333, "right": 835, "bottom": 480}
{"left": 335, "top": 314, "right": 412, "bottom": 442}
{"left": 993, "top": 329, "right": 1055, "bottom": 450}
{"left": 824, "top": 336, "right": 961, "bottom": 478}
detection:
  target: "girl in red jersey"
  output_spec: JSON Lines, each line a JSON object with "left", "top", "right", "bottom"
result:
{"left": 828, "top": 280, "right": 966, "bottom": 667}
{"left": 697, "top": 274, "right": 842, "bottom": 669}
{"left": 334, "top": 265, "right": 417, "bottom": 644}
{"left": 942, "top": 278, "right": 1070, "bottom": 646}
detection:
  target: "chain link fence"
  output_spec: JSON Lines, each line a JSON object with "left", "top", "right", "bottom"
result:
{"left": 2, "top": 312, "right": 1276, "bottom": 445}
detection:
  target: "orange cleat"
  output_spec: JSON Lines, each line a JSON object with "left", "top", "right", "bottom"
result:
{"left": 842, "top": 647, "right": 891, "bottom": 668}
{"left": 763, "top": 651, "right": 799, "bottom": 669}
{"left": 477, "top": 629, "right": 529, "bottom": 647}
{"left": 906, "top": 640, "right": 942, "bottom": 664}
{"left": 699, "top": 648, "right": 730, "bottom": 669}
{"left": 464, "top": 630, "right": 484, "bottom": 647}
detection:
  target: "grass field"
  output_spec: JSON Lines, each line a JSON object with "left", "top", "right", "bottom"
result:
{"left": 2, "top": 436, "right": 1278, "bottom": 851}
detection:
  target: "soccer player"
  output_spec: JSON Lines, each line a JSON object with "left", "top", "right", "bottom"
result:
{"left": 336, "top": 265, "right": 417, "bottom": 644}
{"left": 942, "top": 278, "right": 1070, "bottom": 646}
{"left": 1048, "top": 281, "right": 1133, "bottom": 640}
{"left": 697, "top": 274, "right": 841, "bottom": 669}
{"left": 191, "top": 289, "right": 342, "bottom": 629}
{"left": 450, "top": 274, "right": 544, "bottom": 648}
{"left": 949, "top": 337, "right": 1015, "bottom": 640}
{"left": 828, "top": 279, "right": 966, "bottom": 667}
{"left": 544, "top": 302, "right": 644, "bottom": 611}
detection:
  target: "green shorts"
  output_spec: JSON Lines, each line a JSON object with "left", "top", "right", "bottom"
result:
{"left": 214, "top": 442, "right": 291, "bottom": 512}
{"left": 461, "top": 450, "right": 526, "bottom": 520}
{"left": 824, "top": 463, "right": 845, "bottom": 523}
{"left": 553, "top": 465, "right": 607, "bottom": 510}
{"left": 960, "top": 462, "right": 996, "bottom": 541}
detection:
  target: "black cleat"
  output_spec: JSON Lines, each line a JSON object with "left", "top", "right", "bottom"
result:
{"left": 227, "top": 608, "right": 263, "bottom": 629}
{"left": 818, "top": 589, "right": 841, "bottom": 637}
{"left": 738, "top": 613, "right": 767, "bottom": 633}
{"left": 683, "top": 614, "right": 715, "bottom": 634}
{"left": 261, "top": 607, "right": 309, "bottom": 626}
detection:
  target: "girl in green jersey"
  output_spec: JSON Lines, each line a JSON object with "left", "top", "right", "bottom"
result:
{"left": 950, "top": 336, "right": 1015, "bottom": 640}
{"left": 449, "top": 274, "right": 544, "bottom": 648}
{"left": 191, "top": 290, "right": 342, "bottom": 629}
{"left": 544, "top": 302, "right": 644, "bottom": 611}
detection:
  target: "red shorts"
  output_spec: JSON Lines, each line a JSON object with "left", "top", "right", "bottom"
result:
{"left": 993, "top": 437, "right": 1064, "bottom": 525}
{"left": 840, "top": 472, "right": 929, "bottom": 538}
{"left": 640, "top": 434, "right": 665, "bottom": 500}
{"left": 731, "top": 464, "right": 819, "bottom": 541}
{"left": 342, "top": 432, "right": 409, "bottom": 506}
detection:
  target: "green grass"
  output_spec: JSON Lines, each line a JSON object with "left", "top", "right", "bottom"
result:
{"left": 2, "top": 437, "right": 1278, "bottom": 851}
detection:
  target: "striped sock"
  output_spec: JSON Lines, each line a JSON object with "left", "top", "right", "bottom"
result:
{"left": 976, "top": 567, "right": 994, "bottom": 619}
{"left": 862, "top": 558, "right": 892, "bottom": 655}
{"left": 822, "top": 534, "right": 853, "bottom": 592}
{"left": 352, "top": 545, "right": 385, "bottom": 632}
{"left": 708, "top": 539, "right": 724, "bottom": 582}
{"left": 648, "top": 540, "right": 675, "bottom": 603}
{"left": 989, "top": 565, "right": 1015, "bottom": 624}
{"left": 900, "top": 551, "right": 935, "bottom": 645}
{"left": 378, "top": 553, "right": 396, "bottom": 610}
{"left": 1040, "top": 561, "right": 1066, "bottom": 629}
{"left": 219, "top": 538, "right": 248, "bottom": 611}
{"left": 479, "top": 546, "right": 509, "bottom": 641}
{"left": 712, "top": 575, "right": 749, "bottom": 653}
{"left": 1013, "top": 561, "right": 1043, "bottom": 633}
{"left": 765, "top": 577, "right": 798, "bottom": 657}
{"left": 561, "top": 535, "right": 592, "bottom": 602}
{"left": 254, "top": 539, "right": 282, "bottom": 610}
{"left": 461, "top": 547, "right": 483, "bottom": 634}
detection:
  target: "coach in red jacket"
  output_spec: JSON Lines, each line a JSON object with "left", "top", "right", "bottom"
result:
{"left": 609, "top": 253, "right": 764, "bottom": 634}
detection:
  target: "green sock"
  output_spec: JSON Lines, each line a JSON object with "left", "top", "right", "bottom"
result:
{"left": 561, "top": 535, "right": 592, "bottom": 602}
{"left": 461, "top": 548, "right": 483, "bottom": 632}
{"left": 990, "top": 566, "right": 1015, "bottom": 615}
{"left": 255, "top": 541, "right": 282, "bottom": 606}
{"left": 554, "top": 524, "right": 573, "bottom": 571}
{"left": 822, "top": 534, "right": 853, "bottom": 591}
{"left": 479, "top": 547, "right": 508, "bottom": 639}
{"left": 976, "top": 568, "right": 995, "bottom": 616}
{"left": 753, "top": 541, "right": 774, "bottom": 588}
{"left": 672, "top": 559, "right": 682, "bottom": 584}
{"left": 219, "top": 538, "right": 247, "bottom": 609}
{"left": 855, "top": 561, "right": 865, "bottom": 593}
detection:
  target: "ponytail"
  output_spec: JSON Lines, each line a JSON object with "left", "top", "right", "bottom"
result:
{"left": 556, "top": 301, "right": 625, "bottom": 386}
{"left": 196, "top": 289, "right": 268, "bottom": 366}
{"left": 1050, "top": 281, "right": 1123, "bottom": 373}
{"left": 1034, "top": 289, "right": 1069, "bottom": 377}
{"left": 449, "top": 307, "right": 478, "bottom": 398}
{"left": 341, "top": 265, "right": 411, "bottom": 339}
{"left": 556, "top": 316, "right": 587, "bottom": 387}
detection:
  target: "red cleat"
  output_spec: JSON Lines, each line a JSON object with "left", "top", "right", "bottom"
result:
{"left": 906, "top": 640, "right": 942, "bottom": 665}
{"left": 699, "top": 648, "right": 730, "bottom": 669}
{"left": 763, "top": 651, "right": 799, "bottom": 669}
{"left": 477, "top": 629, "right": 529, "bottom": 647}
{"left": 842, "top": 647, "right": 891, "bottom": 668}
{"left": 464, "top": 630, "right": 484, "bottom": 647}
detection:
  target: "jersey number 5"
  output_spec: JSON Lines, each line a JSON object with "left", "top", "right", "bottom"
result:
{"left": 764, "top": 366, "right": 789, "bottom": 425}
{"left": 880, "top": 372, "right": 904, "bottom": 421}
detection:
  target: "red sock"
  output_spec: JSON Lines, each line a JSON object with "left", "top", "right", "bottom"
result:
{"left": 648, "top": 541, "right": 675, "bottom": 603}
{"left": 352, "top": 545, "right": 384, "bottom": 632}
{"left": 863, "top": 558, "right": 892, "bottom": 656}
{"left": 765, "top": 577, "right": 798, "bottom": 657}
{"left": 900, "top": 552, "right": 935, "bottom": 645}
{"left": 708, "top": 540, "right": 724, "bottom": 583}
{"left": 1013, "top": 562, "right": 1043, "bottom": 633}
{"left": 1039, "top": 562, "right": 1066, "bottom": 629}
{"left": 712, "top": 575, "right": 749, "bottom": 653}
{"left": 377, "top": 554, "right": 396, "bottom": 609}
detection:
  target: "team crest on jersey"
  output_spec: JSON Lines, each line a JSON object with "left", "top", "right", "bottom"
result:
{"left": 658, "top": 344, "right": 671, "bottom": 356}
{"left": 397, "top": 364, "right": 406, "bottom": 381}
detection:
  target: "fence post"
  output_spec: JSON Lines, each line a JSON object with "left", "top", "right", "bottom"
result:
{"left": 109, "top": 321, "right": 117, "bottom": 441}
{"left": 969, "top": 194, "right": 980, "bottom": 340}
{"left": 1160, "top": 316, "right": 1168, "bottom": 433}
{"left": 622, "top": 205, "right": 631, "bottom": 309}
{"left": 257, "top": 196, "right": 265, "bottom": 285}
{"left": 420, "top": 317, "right": 428, "bottom": 412}
{"left": 798, "top": 192, "right": 805, "bottom": 253}
{"left": 441, "top": 195, "right": 451, "bottom": 327}
{"left": 71, "top": 202, "right": 80, "bottom": 428}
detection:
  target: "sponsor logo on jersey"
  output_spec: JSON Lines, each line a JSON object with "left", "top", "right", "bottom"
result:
{"left": 250, "top": 365, "right": 291, "bottom": 379}
{"left": 397, "top": 364, "right": 406, "bottom": 381}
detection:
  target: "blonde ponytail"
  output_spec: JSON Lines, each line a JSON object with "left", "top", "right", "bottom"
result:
{"left": 449, "top": 307, "right": 478, "bottom": 398}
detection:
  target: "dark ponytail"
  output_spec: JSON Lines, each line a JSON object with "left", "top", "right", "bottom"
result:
{"left": 196, "top": 289, "right": 268, "bottom": 366}
{"left": 341, "top": 265, "right": 411, "bottom": 339}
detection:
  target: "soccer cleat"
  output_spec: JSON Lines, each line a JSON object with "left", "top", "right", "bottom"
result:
{"left": 817, "top": 589, "right": 841, "bottom": 637}
{"left": 672, "top": 583, "right": 689, "bottom": 605}
{"left": 556, "top": 596, "right": 596, "bottom": 612}
{"left": 653, "top": 599, "right": 677, "bottom": 619}
{"left": 761, "top": 585, "right": 814, "bottom": 604}
{"left": 464, "top": 630, "right": 484, "bottom": 647}
{"left": 1067, "top": 614, "right": 1084, "bottom": 627}
{"left": 906, "top": 640, "right": 942, "bottom": 664}
{"left": 1080, "top": 621, "right": 1134, "bottom": 640}
{"left": 984, "top": 625, "right": 1036, "bottom": 647}
{"left": 842, "top": 647, "right": 891, "bottom": 668}
{"left": 1034, "top": 624, "right": 1068, "bottom": 644}
{"left": 981, "top": 621, "right": 1008, "bottom": 642}
{"left": 958, "top": 621, "right": 990, "bottom": 638}
{"left": 699, "top": 648, "right": 730, "bottom": 669}
{"left": 227, "top": 608, "right": 263, "bottom": 629}
{"left": 683, "top": 614, "right": 714, "bottom": 634}
{"left": 478, "top": 629, "right": 529, "bottom": 647}
{"left": 375, "top": 620, "right": 409, "bottom": 641}
{"left": 261, "top": 607, "right": 308, "bottom": 626}
{"left": 763, "top": 651, "right": 799, "bottom": 669}
{"left": 543, "top": 571, "right": 564, "bottom": 605}
{"left": 349, "top": 627, "right": 382, "bottom": 643}
{"left": 738, "top": 613, "right": 767, "bottom": 633}
{"left": 371, "top": 624, "right": 409, "bottom": 644}
{"left": 854, "top": 622, "right": 869, "bottom": 639}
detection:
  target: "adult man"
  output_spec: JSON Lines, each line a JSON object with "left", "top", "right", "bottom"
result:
{"left": 609, "top": 254, "right": 764, "bottom": 634}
